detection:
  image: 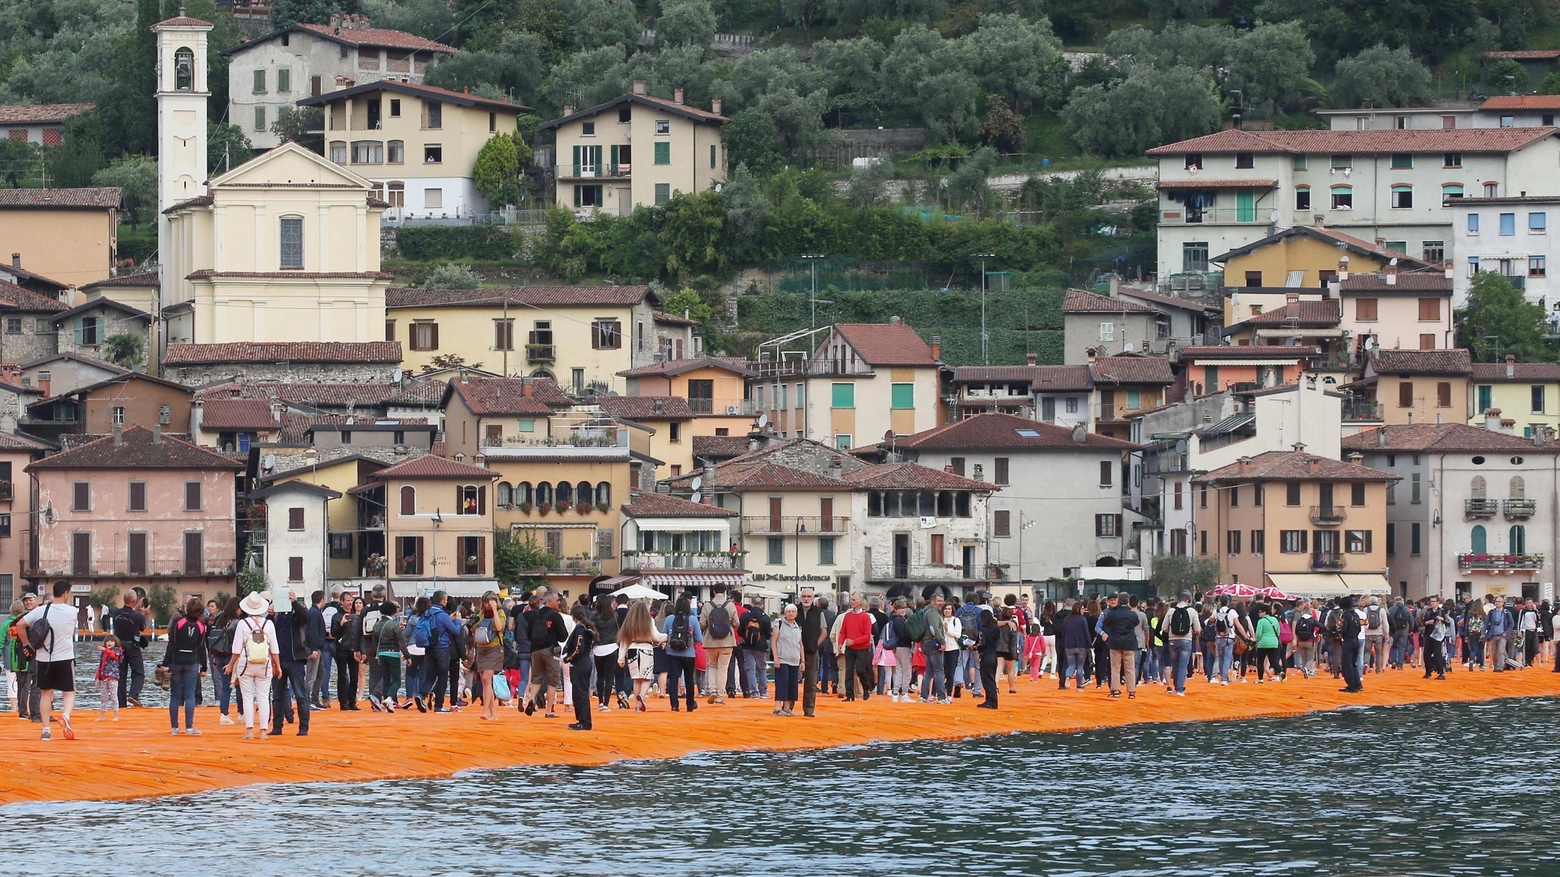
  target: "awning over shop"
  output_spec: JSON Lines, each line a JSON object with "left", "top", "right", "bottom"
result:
{"left": 596, "top": 574, "right": 638, "bottom": 588}
{"left": 1266, "top": 572, "right": 1392, "bottom": 597}
{"left": 641, "top": 572, "right": 747, "bottom": 589}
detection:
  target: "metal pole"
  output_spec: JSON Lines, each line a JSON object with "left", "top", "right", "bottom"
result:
{"left": 811, "top": 260, "right": 817, "bottom": 329}
{"left": 982, "top": 257, "right": 988, "bottom": 365}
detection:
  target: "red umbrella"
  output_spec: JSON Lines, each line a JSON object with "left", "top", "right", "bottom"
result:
{"left": 1211, "top": 583, "right": 1258, "bottom": 598}
{"left": 1259, "top": 585, "right": 1295, "bottom": 601}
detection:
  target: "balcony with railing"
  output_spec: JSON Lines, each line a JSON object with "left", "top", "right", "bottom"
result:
{"left": 1309, "top": 505, "right": 1347, "bottom": 525}
{"left": 690, "top": 397, "right": 756, "bottom": 416}
{"left": 1457, "top": 552, "right": 1545, "bottom": 570}
{"left": 1160, "top": 207, "right": 1271, "bottom": 226}
{"left": 526, "top": 343, "right": 556, "bottom": 363}
{"left": 1341, "top": 400, "right": 1383, "bottom": 421}
{"left": 1504, "top": 499, "right": 1537, "bottom": 519}
{"left": 560, "top": 162, "right": 632, "bottom": 180}
{"left": 741, "top": 515, "right": 850, "bottom": 536}
{"left": 752, "top": 359, "right": 867, "bottom": 379}
{"left": 481, "top": 423, "right": 630, "bottom": 459}
{"left": 1465, "top": 498, "right": 1500, "bottom": 519}
{"left": 620, "top": 549, "right": 746, "bottom": 571}
{"left": 1311, "top": 552, "right": 1345, "bottom": 570}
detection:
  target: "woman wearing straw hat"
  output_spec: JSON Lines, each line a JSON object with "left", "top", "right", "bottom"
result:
{"left": 226, "top": 592, "right": 280, "bottom": 741}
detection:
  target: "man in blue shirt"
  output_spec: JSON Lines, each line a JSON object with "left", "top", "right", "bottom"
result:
{"left": 423, "top": 590, "right": 463, "bottom": 712}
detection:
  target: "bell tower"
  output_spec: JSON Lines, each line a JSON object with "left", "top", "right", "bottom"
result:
{"left": 153, "top": 12, "right": 212, "bottom": 292}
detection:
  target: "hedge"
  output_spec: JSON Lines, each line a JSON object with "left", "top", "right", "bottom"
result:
{"left": 394, "top": 224, "right": 515, "bottom": 261}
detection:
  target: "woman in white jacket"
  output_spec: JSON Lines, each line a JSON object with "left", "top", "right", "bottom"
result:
{"left": 226, "top": 592, "right": 280, "bottom": 740}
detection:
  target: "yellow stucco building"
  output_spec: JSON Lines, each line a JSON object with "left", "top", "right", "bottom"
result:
{"left": 1471, "top": 357, "right": 1560, "bottom": 436}
{"left": 540, "top": 80, "right": 725, "bottom": 214}
{"left": 619, "top": 356, "right": 756, "bottom": 438}
{"left": 1215, "top": 225, "right": 1435, "bottom": 324}
{"left": 299, "top": 79, "right": 530, "bottom": 220}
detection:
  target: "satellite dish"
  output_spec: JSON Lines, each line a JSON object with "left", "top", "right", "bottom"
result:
{"left": 756, "top": 413, "right": 769, "bottom": 429}
{"left": 263, "top": 453, "right": 276, "bottom": 470}
{"left": 690, "top": 491, "right": 702, "bottom": 503}
{"left": 392, "top": 368, "right": 403, "bottom": 382}
{"left": 690, "top": 476, "right": 703, "bottom": 491}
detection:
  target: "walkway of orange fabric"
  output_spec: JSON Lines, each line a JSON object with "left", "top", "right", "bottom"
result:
{"left": 7, "top": 669, "right": 1559, "bottom": 805}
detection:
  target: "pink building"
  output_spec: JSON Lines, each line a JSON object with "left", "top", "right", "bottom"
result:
{"left": 26, "top": 426, "right": 242, "bottom": 603}
{"left": 0, "top": 431, "right": 50, "bottom": 606}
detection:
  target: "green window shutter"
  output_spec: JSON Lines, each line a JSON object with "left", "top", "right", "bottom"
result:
{"left": 654, "top": 183, "right": 669, "bottom": 205}
{"left": 73, "top": 319, "right": 83, "bottom": 346}
{"left": 890, "top": 382, "right": 913, "bottom": 409}
{"left": 832, "top": 382, "right": 854, "bottom": 409}
{"left": 572, "top": 144, "right": 581, "bottom": 176}
{"left": 573, "top": 185, "right": 581, "bottom": 208}
{"left": 654, "top": 142, "right": 670, "bottom": 165}
{"left": 710, "top": 143, "right": 716, "bottom": 169}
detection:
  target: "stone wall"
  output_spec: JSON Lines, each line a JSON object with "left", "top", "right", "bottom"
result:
{"left": 0, "top": 317, "right": 57, "bottom": 366}
{"left": 167, "top": 361, "right": 399, "bottom": 387}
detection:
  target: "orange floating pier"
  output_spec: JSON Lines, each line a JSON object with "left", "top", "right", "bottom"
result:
{"left": 7, "top": 668, "right": 1559, "bottom": 805}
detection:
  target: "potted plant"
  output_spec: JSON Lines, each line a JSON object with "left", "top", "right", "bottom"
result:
{"left": 519, "top": 501, "right": 533, "bottom": 514}
{"left": 576, "top": 501, "right": 592, "bottom": 515}
{"left": 537, "top": 502, "right": 552, "bottom": 515}
{"left": 596, "top": 501, "right": 610, "bottom": 513}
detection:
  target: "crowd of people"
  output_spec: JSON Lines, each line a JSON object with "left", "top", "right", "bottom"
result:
{"left": 4, "top": 580, "right": 1558, "bottom": 741}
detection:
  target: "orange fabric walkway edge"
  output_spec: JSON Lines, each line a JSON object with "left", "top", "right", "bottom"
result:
{"left": 6, "top": 669, "right": 1560, "bottom": 806}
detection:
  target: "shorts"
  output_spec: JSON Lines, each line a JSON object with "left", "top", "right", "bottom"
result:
{"left": 35, "top": 659, "right": 75, "bottom": 692}
{"left": 530, "top": 650, "right": 562, "bottom": 688}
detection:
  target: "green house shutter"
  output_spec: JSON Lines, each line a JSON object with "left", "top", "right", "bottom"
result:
{"left": 890, "top": 382, "right": 913, "bottom": 409}
{"left": 832, "top": 382, "right": 854, "bottom": 408}
{"left": 654, "top": 142, "right": 670, "bottom": 165}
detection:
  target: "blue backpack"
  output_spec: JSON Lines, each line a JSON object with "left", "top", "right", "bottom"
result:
{"left": 413, "top": 614, "right": 433, "bottom": 649}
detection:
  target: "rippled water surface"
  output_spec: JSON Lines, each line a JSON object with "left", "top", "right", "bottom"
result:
{"left": 14, "top": 699, "right": 1560, "bottom": 876}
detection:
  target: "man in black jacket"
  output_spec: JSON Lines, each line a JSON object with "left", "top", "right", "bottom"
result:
{"left": 270, "top": 593, "right": 315, "bottom": 736}
{"left": 110, "top": 590, "right": 149, "bottom": 708}
{"left": 1339, "top": 595, "right": 1364, "bottom": 693}
{"left": 1054, "top": 598, "right": 1072, "bottom": 691}
{"left": 796, "top": 587, "right": 826, "bottom": 717}
{"left": 1101, "top": 593, "right": 1140, "bottom": 698}
{"left": 305, "top": 590, "right": 329, "bottom": 709}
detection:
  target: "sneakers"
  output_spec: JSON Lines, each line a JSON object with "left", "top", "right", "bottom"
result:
{"left": 127, "top": 696, "right": 143, "bottom": 708}
{"left": 435, "top": 707, "right": 453, "bottom": 714}
{"left": 414, "top": 696, "right": 428, "bottom": 713}
{"left": 567, "top": 722, "right": 591, "bottom": 731}
{"left": 219, "top": 714, "right": 235, "bottom": 725}
{"left": 185, "top": 728, "right": 202, "bottom": 736}
{"left": 617, "top": 693, "right": 630, "bottom": 710}
{"left": 891, "top": 693, "right": 900, "bottom": 703}
{"left": 597, "top": 703, "right": 610, "bottom": 712}
{"left": 171, "top": 728, "right": 181, "bottom": 735}
{"left": 40, "top": 728, "right": 50, "bottom": 740}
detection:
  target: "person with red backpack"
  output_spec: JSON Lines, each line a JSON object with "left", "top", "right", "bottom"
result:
{"left": 161, "top": 596, "right": 209, "bottom": 735}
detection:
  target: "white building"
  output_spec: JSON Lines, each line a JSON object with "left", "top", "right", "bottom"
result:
{"left": 893, "top": 413, "right": 1136, "bottom": 583}
{"left": 0, "top": 103, "right": 93, "bottom": 146}
{"left": 1319, "top": 97, "right": 1560, "bottom": 132}
{"left": 250, "top": 480, "right": 342, "bottom": 592}
{"left": 1447, "top": 194, "right": 1560, "bottom": 307}
{"left": 1343, "top": 423, "right": 1560, "bottom": 601}
{"left": 1147, "top": 127, "right": 1560, "bottom": 283}
{"left": 220, "top": 14, "right": 455, "bottom": 150}
{"left": 845, "top": 462, "right": 994, "bottom": 600}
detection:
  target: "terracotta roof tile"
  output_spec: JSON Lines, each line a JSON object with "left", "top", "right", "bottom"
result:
{"left": 622, "top": 491, "right": 738, "bottom": 518}
{"left": 0, "top": 431, "right": 51, "bottom": 451}
{"left": 652, "top": 309, "right": 699, "bottom": 325}
{"left": 0, "top": 188, "right": 121, "bottom": 209}
{"left": 1179, "top": 345, "right": 1318, "bottom": 359}
{"left": 153, "top": 15, "right": 213, "bottom": 27}
{"left": 186, "top": 270, "right": 392, "bottom": 280}
{"left": 297, "top": 80, "right": 524, "bottom": 113}
{"left": 703, "top": 461, "right": 850, "bottom": 489}
{"left": 369, "top": 454, "right": 497, "bottom": 481}
{"left": 1483, "top": 50, "right": 1560, "bottom": 59}
{"left": 842, "top": 461, "right": 993, "bottom": 490}
{"left": 0, "top": 280, "right": 67, "bottom": 312}
{"left": 1482, "top": 95, "right": 1560, "bottom": 110}
{"left": 1239, "top": 300, "right": 1341, "bottom": 327}
{"left": 196, "top": 381, "right": 404, "bottom": 409}
{"left": 1370, "top": 348, "right": 1473, "bottom": 375}
{"left": 541, "top": 93, "right": 725, "bottom": 130}
{"left": 895, "top": 413, "right": 1138, "bottom": 451}
{"left": 1342, "top": 424, "right": 1560, "bottom": 453}
{"left": 199, "top": 399, "right": 281, "bottom": 431}
{"left": 1147, "top": 127, "right": 1555, "bottom": 156}
{"left": 953, "top": 366, "right": 1041, "bottom": 383}
{"left": 1471, "top": 361, "right": 1560, "bottom": 382}
{"left": 832, "top": 322, "right": 937, "bottom": 366}
{"left": 386, "top": 286, "right": 651, "bottom": 308}
{"left": 692, "top": 435, "right": 750, "bottom": 460}
{"left": 384, "top": 378, "right": 446, "bottom": 406}
{"left": 293, "top": 22, "right": 454, "bottom": 52}
{"left": 1158, "top": 178, "right": 1276, "bottom": 189}
{"left": 1339, "top": 273, "right": 1453, "bottom": 292}
{"left": 1194, "top": 450, "right": 1398, "bottom": 483}
{"left": 1034, "top": 365, "right": 1094, "bottom": 392}
{"left": 164, "top": 341, "right": 403, "bottom": 365}
{"left": 0, "top": 103, "right": 93, "bottom": 125}
{"left": 1063, "top": 289, "right": 1159, "bottom": 314}
{"left": 445, "top": 377, "right": 568, "bottom": 415}
{"left": 619, "top": 356, "right": 755, "bottom": 378}
{"left": 1090, "top": 354, "right": 1175, "bottom": 385}
{"left": 595, "top": 395, "right": 695, "bottom": 420}
{"left": 28, "top": 426, "right": 241, "bottom": 470}
{"left": 1211, "top": 225, "right": 1437, "bottom": 268}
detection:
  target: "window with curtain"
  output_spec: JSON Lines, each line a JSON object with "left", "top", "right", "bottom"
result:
{"left": 1510, "top": 524, "right": 1527, "bottom": 554}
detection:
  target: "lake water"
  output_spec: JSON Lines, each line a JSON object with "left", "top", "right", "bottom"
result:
{"left": 12, "top": 698, "right": 1559, "bottom": 876}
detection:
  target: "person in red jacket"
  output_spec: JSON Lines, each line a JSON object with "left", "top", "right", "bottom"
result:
{"left": 837, "top": 592, "right": 876, "bottom": 701}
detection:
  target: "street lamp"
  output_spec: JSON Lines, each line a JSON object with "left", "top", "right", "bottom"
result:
{"left": 794, "top": 518, "right": 807, "bottom": 593}
{"left": 801, "top": 254, "right": 825, "bottom": 329}
{"left": 972, "top": 253, "right": 996, "bottom": 364}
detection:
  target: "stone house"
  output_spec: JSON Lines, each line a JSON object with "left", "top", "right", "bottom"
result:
{"left": 162, "top": 341, "right": 404, "bottom": 386}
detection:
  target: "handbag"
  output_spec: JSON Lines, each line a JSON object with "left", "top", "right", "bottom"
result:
{"left": 1232, "top": 636, "right": 1250, "bottom": 656}
{"left": 492, "top": 672, "right": 512, "bottom": 701}
{"left": 874, "top": 642, "right": 897, "bottom": 668}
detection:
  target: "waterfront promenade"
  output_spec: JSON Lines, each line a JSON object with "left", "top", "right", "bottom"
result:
{"left": 6, "top": 669, "right": 1559, "bottom": 805}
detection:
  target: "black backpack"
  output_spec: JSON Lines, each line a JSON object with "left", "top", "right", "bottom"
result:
{"left": 1215, "top": 611, "right": 1229, "bottom": 636}
{"left": 171, "top": 617, "right": 204, "bottom": 662}
{"left": 1326, "top": 609, "right": 1345, "bottom": 639}
{"left": 668, "top": 612, "right": 692, "bottom": 651}
{"left": 206, "top": 618, "right": 235, "bottom": 655}
{"left": 707, "top": 603, "right": 732, "bottom": 640}
{"left": 1295, "top": 616, "right": 1319, "bottom": 641}
{"left": 1169, "top": 606, "right": 1193, "bottom": 637}
{"left": 741, "top": 612, "right": 764, "bottom": 648}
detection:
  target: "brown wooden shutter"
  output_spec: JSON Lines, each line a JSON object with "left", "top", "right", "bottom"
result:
{"left": 185, "top": 481, "right": 202, "bottom": 511}
{"left": 819, "top": 497, "right": 833, "bottom": 531}
{"left": 289, "top": 507, "right": 305, "bottom": 530}
{"left": 400, "top": 485, "right": 415, "bottom": 516}
{"left": 72, "top": 531, "right": 90, "bottom": 575}
{"left": 128, "top": 533, "right": 146, "bottom": 575}
{"left": 413, "top": 536, "right": 424, "bottom": 574}
{"left": 184, "top": 532, "right": 203, "bottom": 573}
{"left": 478, "top": 485, "right": 487, "bottom": 515}
{"left": 477, "top": 537, "right": 486, "bottom": 575}
{"left": 430, "top": 323, "right": 439, "bottom": 350}
{"left": 289, "top": 556, "right": 304, "bottom": 581}
{"left": 1398, "top": 381, "right": 1414, "bottom": 408}
{"left": 129, "top": 482, "right": 145, "bottom": 511}
{"left": 769, "top": 497, "right": 782, "bottom": 531}
{"left": 73, "top": 481, "right": 89, "bottom": 511}
{"left": 1115, "top": 514, "right": 1124, "bottom": 536}
{"left": 456, "top": 485, "right": 464, "bottom": 513}
{"left": 1437, "top": 381, "right": 1451, "bottom": 407}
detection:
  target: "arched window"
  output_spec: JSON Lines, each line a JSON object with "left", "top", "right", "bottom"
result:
{"left": 1470, "top": 476, "right": 1487, "bottom": 498}
{"left": 1510, "top": 476, "right": 1526, "bottom": 499}
{"left": 399, "top": 485, "right": 416, "bottom": 516}
{"left": 1470, "top": 525, "right": 1487, "bottom": 554}
{"left": 496, "top": 482, "right": 512, "bottom": 507}
{"left": 1510, "top": 525, "right": 1527, "bottom": 555}
{"left": 279, "top": 215, "right": 304, "bottom": 269}
{"left": 517, "top": 481, "right": 533, "bottom": 506}
{"left": 556, "top": 482, "right": 574, "bottom": 506}
{"left": 577, "top": 481, "right": 593, "bottom": 507}
{"left": 174, "top": 47, "right": 194, "bottom": 91}
{"left": 536, "top": 481, "right": 553, "bottom": 505}
{"left": 595, "top": 482, "right": 611, "bottom": 506}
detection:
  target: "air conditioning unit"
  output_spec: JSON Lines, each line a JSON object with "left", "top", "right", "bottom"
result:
{"left": 726, "top": 405, "right": 740, "bottom": 415}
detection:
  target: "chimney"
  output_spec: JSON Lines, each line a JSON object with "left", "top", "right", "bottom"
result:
{"left": 930, "top": 335, "right": 941, "bottom": 361}
{"left": 36, "top": 373, "right": 49, "bottom": 396}
{"left": 1506, "top": 353, "right": 1516, "bottom": 378}
{"left": 1305, "top": 456, "right": 1319, "bottom": 474}
{"left": 1375, "top": 237, "right": 1387, "bottom": 249}
{"left": 1026, "top": 352, "right": 1038, "bottom": 366}
{"left": 1086, "top": 346, "right": 1098, "bottom": 363}
{"left": 1237, "top": 455, "right": 1252, "bottom": 472}
{"left": 1285, "top": 291, "right": 1300, "bottom": 306}
{"left": 1313, "top": 214, "right": 1324, "bottom": 228}
{"left": 889, "top": 315, "right": 901, "bottom": 325}
{"left": 673, "top": 87, "right": 684, "bottom": 104}
{"left": 112, "top": 424, "right": 123, "bottom": 446}
{"left": 152, "top": 424, "right": 162, "bottom": 444}
{"left": 1070, "top": 423, "right": 1087, "bottom": 444}
{"left": 1337, "top": 255, "right": 1349, "bottom": 282}
{"left": 1385, "top": 259, "right": 1398, "bottom": 286}
{"left": 454, "top": 452, "right": 466, "bottom": 461}
{"left": 1291, "top": 442, "right": 1307, "bottom": 453}
{"left": 1346, "top": 451, "right": 1364, "bottom": 465}
{"left": 474, "top": 452, "right": 487, "bottom": 468}
{"left": 712, "top": 98, "right": 722, "bottom": 115}
{"left": 562, "top": 105, "right": 574, "bottom": 116}
{"left": 1375, "top": 427, "right": 1386, "bottom": 447}
{"left": 9, "top": 253, "right": 17, "bottom": 268}
{"left": 632, "top": 79, "right": 647, "bottom": 96}
{"left": 1501, "top": 417, "right": 1516, "bottom": 433}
